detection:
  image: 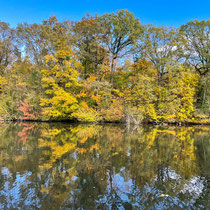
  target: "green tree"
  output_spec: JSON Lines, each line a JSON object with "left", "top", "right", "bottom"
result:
{"left": 135, "top": 25, "right": 178, "bottom": 83}
{"left": 101, "top": 10, "right": 143, "bottom": 73}
{"left": 16, "top": 16, "right": 73, "bottom": 66}
{"left": 73, "top": 14, "right": 108, "bottom": 78}
{"left": 0, "top": 22, "right": 19, "bottom": 73}
{"left": 178, "top": 20, "right": 210, "bottom": 76}
{"left": 0, "top": 58, "right": 40, "bottom": 120}
{"left": 178, "top": 20, "right": 210, "bottom": 114}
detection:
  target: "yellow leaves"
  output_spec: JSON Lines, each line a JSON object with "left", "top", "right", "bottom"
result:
{"left": 166, "top": 114, "right": 176, "bottom": 122}
{"left": 157, "top": 129, "right": 177, "bottom": 136}
{"left": 153, "top": 65, "right": 199, "bottom": 122}
{"left": 145, "top": 104, "right": 157, "bottom": 121}
{"left": 14, "top": 155, "right": 24, "bottom": 162}
{"left": 90, "top": 143, "right": 99, "bottom": 151}
{"left": 77, "top": 92, "right": 87, "bottom": 98}
{"left": 41, "top": 69, "right": 50, "bottom": 76}
{"left": 145, "top": 128, "right": 157, "bottom": 149}
{"left": 39, "top": 136, "right": 77, "bottom": 169}
{"left": 80, "top": 136, "right": 88, "bottom": 144}
{"left": 41, "top": 107, "right": 62, "bottom": 119}
{"left": 133, "top": 58, "right": 153, "bottom": 72}
{"left": 53, "top": 89, "right": 78, "bottom": 105}
{"left": 48, "top": 128, "right": 62, "bottom": 137}
{"left": 40, "top": 185, "right": 50, "bottom": 194}
{"left": 56, "top": 46, "right": 74, "bottom": 60}
{"left": 101, "top": 98, "right": 124, "bottom": 122}
{"left": 41, "top": 43, "right": 82, "bottom": 120}
{"left": 17, "top": 82, "right": 27, "bottom": 87}
{"left": 91, "top": 94, "right": 99, "bottom": 103}
{"left": 80, "top": 101, "right": 88, "bottom": 108}
{"left": 73, "top": 102, "right": 100, "bottom": 122}
{"left": 65, "top": 82, "right": 72, "bottom": 88}
{"left": 41, "top": 77, "right": 55, "bottom": 86}
{"left": 180, "top": 136, "right": 186, "bottom": 141}
{"left": 0, "top": 75, "right": 6, "bottom": 92}
{"left": 173, "top": 153, "right": 178, "bottom": 159}
{"left": 88, "top": 75, "right": 98, "bottom": 83}
{"left": 40, "top": 98, "right": 50, "bottom": 106}
{"left": 76, "top": 143, "right": 99, "bottom": 154}
{"left": 75, "top": 125, "right": 100, "bottom": 138}
{"left": 45, "top": 89, "right": 54, "bottom": 94}
{"left": 76, "top": 148, "right": 86, "bottom": 154}
{"left": 44, "top": 54, "right": 57, "bottom": 64}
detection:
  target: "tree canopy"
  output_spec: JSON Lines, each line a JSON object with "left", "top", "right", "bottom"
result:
{"left": 0, "top": 11, "right": 209, "bottom": 123}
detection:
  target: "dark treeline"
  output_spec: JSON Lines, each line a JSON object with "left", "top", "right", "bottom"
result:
{"left": 0, "top": 10, "right": 209, "bottom": 124}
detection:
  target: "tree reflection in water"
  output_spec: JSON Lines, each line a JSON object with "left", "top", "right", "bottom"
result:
{"left": 0, "top": 122, "right": 210, "bottom": 209}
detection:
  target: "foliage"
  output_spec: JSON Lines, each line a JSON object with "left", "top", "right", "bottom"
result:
{"left": 178, "top": 19, "right": 210, "bottom": 76}
{"left": 0, "top": 12, "right": 209, "bottom": 123}
{"left": 101, "top": 10, "right": 143, "bottom": 72}
{"left": 18, "top": 100, "right": 36, "bottom": 120}
{"left": 0, "top": 22, "right": 19, "bottom": 73}
{"left": 40, "top": 40, "right": 81, "bottom": 120}
{"left": 73, "top": 14, "right": 108, "bottom": 77}
{"left": 135, "top": 25, "right": 178, "bottom": 82}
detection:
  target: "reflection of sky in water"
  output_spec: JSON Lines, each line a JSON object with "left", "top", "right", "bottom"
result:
{"left": 0, "top": 123, "right": 209, "bottom": 208}
{"left": 0, "top": 167, "right": 40, "bottom": 209}
{"left": 182, "top": 176, "right": 205, "bottom": 200}
{"left": 0, "top": 166, "right": 207, "bottom": 209}
{"left": 95, "top": 167, "right": 206, "bottom": 209}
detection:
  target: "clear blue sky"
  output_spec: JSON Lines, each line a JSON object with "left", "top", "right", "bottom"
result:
{"left": 0, "top": 0, "right": 209, "bottom": 27}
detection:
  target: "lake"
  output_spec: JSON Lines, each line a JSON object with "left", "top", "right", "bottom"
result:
{"left": 0, "top": 122, "right": 210, "bottom": 209}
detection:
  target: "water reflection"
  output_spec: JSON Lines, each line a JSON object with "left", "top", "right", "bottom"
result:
{"left": 0, "top": 122, "right": 210, "bottom": 209}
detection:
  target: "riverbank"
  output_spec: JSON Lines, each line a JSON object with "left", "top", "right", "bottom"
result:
{"left": 1, "top": 117, "right": 210, "bottom": 125}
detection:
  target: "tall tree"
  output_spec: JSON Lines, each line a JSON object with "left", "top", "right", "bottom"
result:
{"left": 101, "top": 10, "right": 143, "bottom": 73}
{"left": 178, "top": 20, "right": 210, "bottom": 113}
{"left": 40, "top": 39, "right": 81, "bottom": 120}
{"left": 73, "top": 14, "right": 108, "bottom": 78}
{"left": 135, "top": 25, "right": 177, "bottom": 83}
{"left": 16, "top": 16, "right": 72, "bottom": 66}
{"left": 0, "top": 22, "right": 18, "bottom": 73}
{"left": 178, "top": 19, "right": 210, "bottom": 76}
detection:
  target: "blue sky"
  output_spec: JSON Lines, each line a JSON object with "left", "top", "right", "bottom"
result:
{"left": 0, "top": 0, "right": 209, "bottom": 27}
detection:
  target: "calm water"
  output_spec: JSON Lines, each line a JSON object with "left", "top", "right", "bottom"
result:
{"left": 0, "top": 122, "right": 210, "bottom": 209}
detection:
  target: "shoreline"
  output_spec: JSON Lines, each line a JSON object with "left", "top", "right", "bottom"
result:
{"left": 1, "top": 118, "right": 210, "bottom": 126}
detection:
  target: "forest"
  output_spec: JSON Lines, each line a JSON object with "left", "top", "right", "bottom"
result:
{"left": 0, "top": 10, "right": 209, "bottom": 124}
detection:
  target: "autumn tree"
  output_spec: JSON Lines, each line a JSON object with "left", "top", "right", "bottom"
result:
{"left": 101, "top": 10, "right": 143, "bottom": 74}
{"left": 178, "top": 20, "right": 210, "bottom": 76}
{"left": 0, "top": 57, "right": 41, "bottom": 120}
{"left": 0, "top": 12, "right": 209, "bottom": 123}
{"left": 120, "top": 59, "right": 199, "bottom": 123}
{"left": 16, "top": 16, "right": 73, "bottom": 66}
{"left": 135, "top": 25, "right": 178, "bottom": 83}
{"left": 73, "top": 14, "right": 108, "bottom": 78}
{"left": 178, "top": 20, "right": 210, "bottom": 114}
{"left": 0, "top": 22, "right": 19, "bottom": 73}
{"left": 157, "top": 64, "right": 199, "bottom": 122}
{"left": 40, "top": 40, "right": 82, "bottom": 120}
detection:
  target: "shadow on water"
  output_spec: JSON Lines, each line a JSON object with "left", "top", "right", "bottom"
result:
{"left": 0, "top": 122, "right": 210, "bottom": 209}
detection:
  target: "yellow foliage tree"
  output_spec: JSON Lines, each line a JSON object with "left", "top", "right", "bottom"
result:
{"left": 40, "top": 40, "right": 82, "bottom": 120}
{"left": 158, "top": 64, "right": 199, "bottom": 122}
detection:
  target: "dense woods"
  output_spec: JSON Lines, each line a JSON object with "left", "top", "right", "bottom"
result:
{"left": 0, "top": 10, "right": 209, "bottom": 124}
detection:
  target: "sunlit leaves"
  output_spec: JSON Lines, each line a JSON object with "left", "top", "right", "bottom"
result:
{"left": 0, "top": 12, "right": 209, "bottom": 123}
{"left": 40, "top": 40, "right": 81, "bottom": 120}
